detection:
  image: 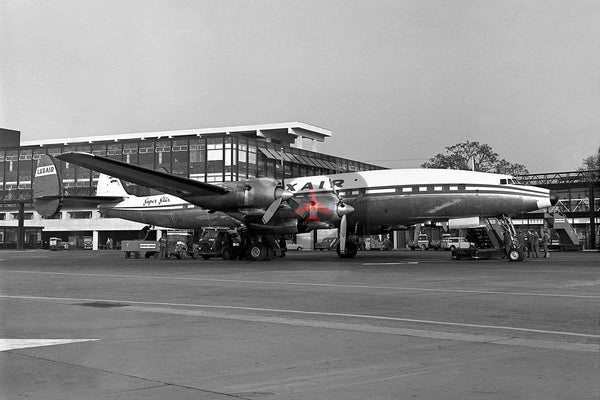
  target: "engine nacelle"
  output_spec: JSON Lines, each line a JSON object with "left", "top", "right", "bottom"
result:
{"left": 190, "top": 178, "right": 292, "bottom": 210}
{"left": 291, "top": 190, "right": 354, "bottom": 228}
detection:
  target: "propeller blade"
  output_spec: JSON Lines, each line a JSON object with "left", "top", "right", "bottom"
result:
{"left": 339, "top": 214, "right": 347, "bottom": 253}
{"left": 262, "top": 197, "right": 283, "bottom": 224}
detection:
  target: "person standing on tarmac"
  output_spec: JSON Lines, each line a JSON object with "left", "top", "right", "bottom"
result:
{"left": 159, "top": 233, "right": 167, "bottom": 260}
{"left": 542, "top": 230, "right": 551, "bottom": 258}
{"left": 526, "top": 230, "right": 534, "bottom": 257}
{"left": 532, "top": 231, "right": 540, "bottom": 258}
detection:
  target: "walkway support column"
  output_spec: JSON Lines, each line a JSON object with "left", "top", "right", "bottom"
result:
{"left": 17, "top": 203, "right": 25, "bottom": 250}
{"left": 589, "top": 183, "right": 596, "bottom": 249}
{"left": 92, "top": 230, "right": 99, "bottom": 251}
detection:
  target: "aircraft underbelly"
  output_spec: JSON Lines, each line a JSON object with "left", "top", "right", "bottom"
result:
{"left": 349, "top": 194, "right": 526, "bottom": 228}
{"left": 101, "top": 207, "right": 240, "bottom": 229}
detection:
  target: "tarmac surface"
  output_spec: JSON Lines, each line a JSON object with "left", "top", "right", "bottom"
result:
{"left": 0, "top": 249, "right": 599, "bottom": 399}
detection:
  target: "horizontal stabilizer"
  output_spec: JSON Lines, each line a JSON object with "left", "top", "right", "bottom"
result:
{"left": 33, "top": 155, "right": 125, "bottom": 217}
{"left": 34, "top": 195, "right": 124, "bottom": 217}
{"left": 61, "top": 196, "right": 124, "bottom": 208}
{"left": 55, "top": 152, "right": 228, "bottom": 198}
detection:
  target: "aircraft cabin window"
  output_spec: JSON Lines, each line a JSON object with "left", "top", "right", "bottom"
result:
{"left": 419, "top": 186, "right": 428, "bottom": 192}
{"left": 434, "top": 186, "right": 443, "bottom": 191}
{"left": 449, "top": 186, "right": 458, "bottom": 191}
{"left": 402, "top": 187, "right": 412, "bottom": 192}
{"left": 500, "top": 179, "right": 507, "bottom": 184}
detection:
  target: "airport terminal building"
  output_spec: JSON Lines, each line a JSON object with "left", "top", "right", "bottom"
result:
{"left": 0, "top": 123, "right": 382, "bottom": 249}
{"left": 1, "top": 123, "right": 598, "bottom": 250}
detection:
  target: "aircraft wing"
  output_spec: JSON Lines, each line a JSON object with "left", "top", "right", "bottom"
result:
{"left": 55, "top": 152, "right": 228, "bottom": 198}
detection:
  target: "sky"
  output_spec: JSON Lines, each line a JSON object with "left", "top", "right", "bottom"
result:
{"left": 1, "top": 0, "right": 599, "bottom": 173}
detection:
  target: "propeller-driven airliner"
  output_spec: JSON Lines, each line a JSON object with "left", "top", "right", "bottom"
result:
{"left": 33, "top": 152, "right": 558, "bottom": 261}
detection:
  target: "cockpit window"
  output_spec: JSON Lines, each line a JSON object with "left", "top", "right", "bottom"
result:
{"left": 500, "top": 179, "right": 507, "bottom": 184}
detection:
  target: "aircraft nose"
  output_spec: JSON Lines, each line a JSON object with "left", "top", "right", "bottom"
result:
{"left": 549, "top": 191, "right": 559, "bottom": 206}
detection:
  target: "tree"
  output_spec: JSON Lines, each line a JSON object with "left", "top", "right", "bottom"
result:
{"left": 421, "top": 141, "right": 529, "bottom": 175}
{"left": 578, "top": 148, "right": 600, "bottom": 171}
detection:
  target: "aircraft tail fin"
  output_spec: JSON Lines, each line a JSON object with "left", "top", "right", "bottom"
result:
{"left": 96, "top": 174, "right": 129, "bottom": 197}
{"left": 33, "top": 155, "right": 63, "bottom": 218}
{"left": 33, "top": 155, "right": 125, "bottom": 218}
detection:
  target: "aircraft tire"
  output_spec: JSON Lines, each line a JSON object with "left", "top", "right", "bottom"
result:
{"left": 248, "top": 245, "right": 268, "bottom": 261}
{"left": 336, "top": 242, "right": 358, "bottom": 258}
{"left": 508, "top": 247, "right": 525, "bottom": 262}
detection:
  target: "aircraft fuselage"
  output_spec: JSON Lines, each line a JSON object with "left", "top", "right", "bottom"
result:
{"left": 102, "top": 168, "right": 553, "bottom": 235}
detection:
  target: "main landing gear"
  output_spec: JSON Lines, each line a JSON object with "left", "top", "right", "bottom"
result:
{"left": 336, "top": 236, "right": 358, "bottom": 258}
{"left": 243, "top": 233, "right": 285, "bottom": 261}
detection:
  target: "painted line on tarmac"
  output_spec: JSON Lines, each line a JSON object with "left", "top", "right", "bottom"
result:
{"left": 123, "top": 305, "right": 600, "bottom": 353}
{"left": 362, "top": 262, "right": 419, "bottom": 265}
{"left": 2, "top": 269, "right": 599, "bottom": 300}
{"left": 0, "top": 339, "right": 99, "bottom": 352}
{"left": 2, "top": 293, "right": 599, "bottom": 342}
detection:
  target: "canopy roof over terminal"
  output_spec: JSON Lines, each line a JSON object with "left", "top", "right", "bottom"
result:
{"left": 20, "top": 122, "right": 331, "bottom": 151}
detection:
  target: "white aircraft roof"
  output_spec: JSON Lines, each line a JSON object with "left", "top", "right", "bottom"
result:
{"left": 329, "top": 168, "right": 513, "bottom": 188}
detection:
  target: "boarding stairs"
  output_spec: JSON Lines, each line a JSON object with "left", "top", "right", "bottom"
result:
{"left": 456, "top": 217, "right": 511, "bottom": 260}
{"left": 545, "top": 208, "right": 580, "bottom": 250}
{"left": 467, "top": 218, "right": 505, "bottom": 249}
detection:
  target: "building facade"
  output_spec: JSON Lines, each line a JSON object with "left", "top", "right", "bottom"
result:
{"left": 0, "top": 122, "right": 382, "bottom": 249}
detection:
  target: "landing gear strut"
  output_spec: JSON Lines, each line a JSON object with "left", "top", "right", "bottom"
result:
{"left": 498, "top": 215, "right": 525, "bottom": 262}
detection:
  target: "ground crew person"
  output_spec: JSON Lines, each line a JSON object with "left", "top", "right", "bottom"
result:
{"left": 526, "top": 230, "right": 534, "bottom": 257}
{"left": 542, "top": 230, "right": 551, "bottom": 258}
{"left": 159, "top": 233, "right": 167, "bottom": 259}
{"left": 532, "top": 231, "right": 540, "bottom": 258}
